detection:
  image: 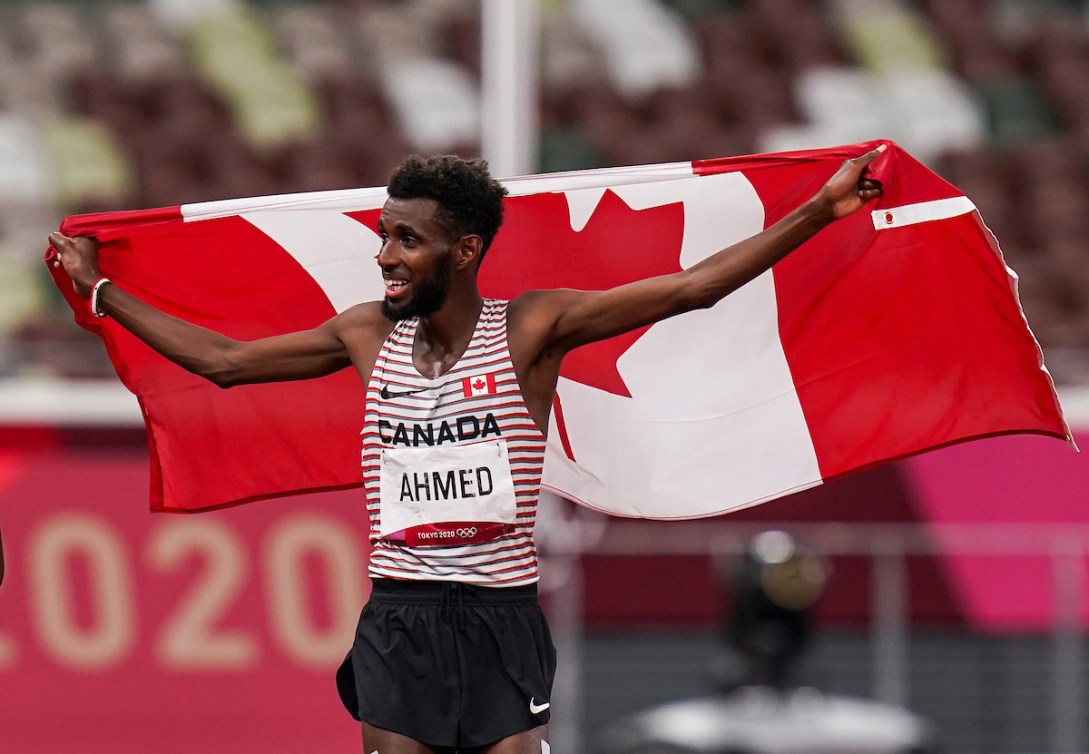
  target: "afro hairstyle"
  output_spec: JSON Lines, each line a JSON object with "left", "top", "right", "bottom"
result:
{"left": 386, "top": 154, "right": 509, "bottom": 260}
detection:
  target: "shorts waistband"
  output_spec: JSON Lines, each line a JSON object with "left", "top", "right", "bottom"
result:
{"left": 368, "top": 578, "right": 539, "bottom": 606}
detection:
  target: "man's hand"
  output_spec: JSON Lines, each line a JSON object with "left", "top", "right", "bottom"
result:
{"left": 47, "top": 232, "right": 101, "bottom": 299}
{"left": 817, "top": 144, "right": 887, "bottom": 220}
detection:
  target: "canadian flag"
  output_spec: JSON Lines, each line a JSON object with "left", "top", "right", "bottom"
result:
{"left": 48, "top": 141, "right": 1071, "bottom": 516}
{"left": 463, "top": 373, "right": 497, "bottom": 398}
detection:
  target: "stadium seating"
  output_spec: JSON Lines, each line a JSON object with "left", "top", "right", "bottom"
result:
{"left": 3, "top": 0, "right": 1089, "bottom": 381}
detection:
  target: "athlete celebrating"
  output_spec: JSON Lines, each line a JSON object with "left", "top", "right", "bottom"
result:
{"left": 48, "top": 146, "right": 883, "bottom": 753}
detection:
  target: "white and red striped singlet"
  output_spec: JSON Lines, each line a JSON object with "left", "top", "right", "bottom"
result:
{"left": 361, "top": 299, "right": 546, "bottom": 586}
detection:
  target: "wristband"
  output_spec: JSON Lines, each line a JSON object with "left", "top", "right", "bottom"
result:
{"left": 90, "top": 277, "right": 112, "bottom": 318}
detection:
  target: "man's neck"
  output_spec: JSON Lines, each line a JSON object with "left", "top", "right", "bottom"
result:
{"left": 414, "top": 289, "right": 485, "bottom": 379}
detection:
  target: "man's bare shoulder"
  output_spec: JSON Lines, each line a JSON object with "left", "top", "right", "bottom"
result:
{"left": 506, "top": 288, "right": 586, "bottom": 363}
{"left": 508, "top": 288, "right": 577, "bottom": 318}
{"left": 330, "top": 301, "right": 395, "bottom": 342}
{"left": 508, "top": 288, "right": 583, "bottom": 334}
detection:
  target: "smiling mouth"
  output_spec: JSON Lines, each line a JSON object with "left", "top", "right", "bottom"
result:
{"left": 385, "top": 279, "right": 409, "bottom": 297}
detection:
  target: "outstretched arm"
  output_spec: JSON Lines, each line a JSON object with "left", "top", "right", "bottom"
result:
{"left": 48, "top": 233, "right": 357, "bottom": 387}
{"left": 516, "top": 146, "right": 886, "bottom": 356}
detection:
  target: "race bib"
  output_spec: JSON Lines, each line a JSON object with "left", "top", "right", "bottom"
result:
{"left": 378, "top": 440, "right": 517, "bottom": 547}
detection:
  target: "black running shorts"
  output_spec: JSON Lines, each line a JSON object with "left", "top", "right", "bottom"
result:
{"left": 336, "top": 578, "right": 557, "bottom": 749}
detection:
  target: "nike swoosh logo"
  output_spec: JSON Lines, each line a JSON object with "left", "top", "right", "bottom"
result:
{"left": 529, "top": 698, "right": 550, "bottom": 715}
{"left": 380, "top": 384, "right": 428, "bottom": 400}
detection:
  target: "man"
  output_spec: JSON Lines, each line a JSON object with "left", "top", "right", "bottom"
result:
{"left": 48, "top": 146, "right": 884, "bottom": 753}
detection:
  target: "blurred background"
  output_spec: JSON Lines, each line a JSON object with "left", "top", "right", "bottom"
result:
{"left": 1, "top": 0, "right": 1088, "bottom": 752}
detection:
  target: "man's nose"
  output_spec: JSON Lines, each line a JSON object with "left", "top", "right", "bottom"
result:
{"left": 376, "top": 239, "right": 395, "bottom": 266}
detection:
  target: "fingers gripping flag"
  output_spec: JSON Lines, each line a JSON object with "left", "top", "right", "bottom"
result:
{"left": 48, "top": 141, "right": 1071, "bottom": 514}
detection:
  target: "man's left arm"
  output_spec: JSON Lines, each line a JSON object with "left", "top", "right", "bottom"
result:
{"left": 527, "top": 146, "right": 885, "bottom": 355}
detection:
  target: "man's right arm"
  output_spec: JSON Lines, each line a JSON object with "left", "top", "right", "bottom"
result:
{"left": 48, "top": 233, "right": 356, "bottom": 387}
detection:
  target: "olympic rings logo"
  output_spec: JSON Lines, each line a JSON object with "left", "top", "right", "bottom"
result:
{"left": 455, "top": 527, "right": 478, "bottom": 539}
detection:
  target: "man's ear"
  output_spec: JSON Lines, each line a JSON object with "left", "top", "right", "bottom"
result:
{"left": 456, "top": 235, "right": 484, "bottom": 270}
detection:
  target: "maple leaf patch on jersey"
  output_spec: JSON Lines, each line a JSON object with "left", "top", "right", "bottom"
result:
{"left": 462, "top": 372, "right": 497, "bottom": 398}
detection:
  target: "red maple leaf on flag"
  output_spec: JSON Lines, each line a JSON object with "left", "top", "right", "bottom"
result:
{"left": 484, "top": 191, "right": 685, "bottom": 397}
{"left": 352, "top": 190, "right": 686, "bottom": 398}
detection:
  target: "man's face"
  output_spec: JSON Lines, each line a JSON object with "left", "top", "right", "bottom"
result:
{"left": 376, "top": 197, "right": 458, "bottom": 321}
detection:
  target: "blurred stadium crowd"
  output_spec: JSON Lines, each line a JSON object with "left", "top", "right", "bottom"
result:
{"left": 2, "top": 0, "right": 1088, "bottom": 381}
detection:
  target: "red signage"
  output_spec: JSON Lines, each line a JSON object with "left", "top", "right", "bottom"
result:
{"left": 0, "top": 439, "right": 369, "bottom": 753}
{"left": 3, "top": 426, "right": 1089, "bottom": 751}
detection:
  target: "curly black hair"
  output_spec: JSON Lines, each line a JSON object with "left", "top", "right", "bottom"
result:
{"left": 386, "top": 154, "right": 509, "bottom": 261}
